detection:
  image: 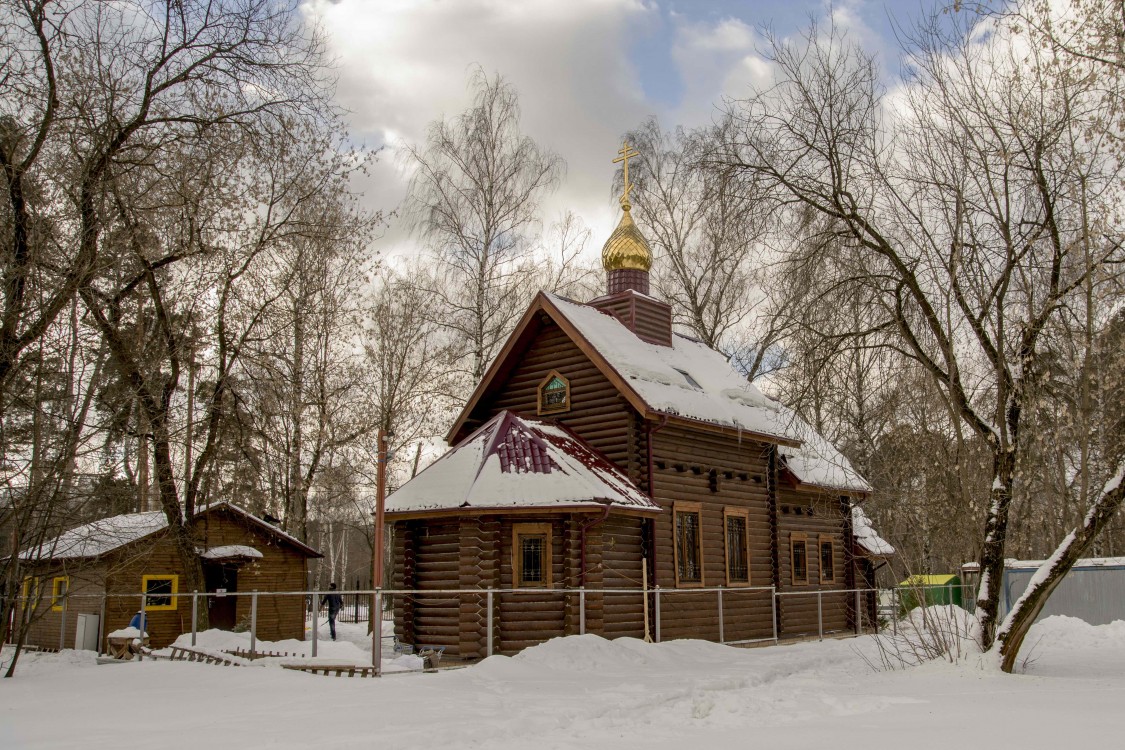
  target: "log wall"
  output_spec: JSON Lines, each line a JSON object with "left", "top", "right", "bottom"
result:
{"left": 648, "top": 425, "right": 775, "bottom": 643}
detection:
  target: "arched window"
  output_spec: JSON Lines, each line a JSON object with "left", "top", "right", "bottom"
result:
{"left": 538, "top": 371, "right": 570, "bottom": 415}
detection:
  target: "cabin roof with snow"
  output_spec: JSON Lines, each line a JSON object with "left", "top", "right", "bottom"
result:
{"left": 448, "top": 291, "right": 869, "bottom": 495}
{"left": 387, "top": 411, "right": 661, "bottom": 518}
{"left": 18, "top": 501, "right": 320, "bottom": 561}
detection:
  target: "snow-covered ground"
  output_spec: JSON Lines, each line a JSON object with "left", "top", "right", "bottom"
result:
{"left": 3, "top": 613, "right": 1124, "bottom": 750}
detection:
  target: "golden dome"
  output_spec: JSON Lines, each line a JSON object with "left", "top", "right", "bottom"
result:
{"left": 601, "top": 203, "right": 652, "bottom": 272}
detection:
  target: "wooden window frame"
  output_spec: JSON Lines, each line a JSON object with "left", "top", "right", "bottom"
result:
{"left": 141, "top": 574, "right": 179, "bottom": 611}
{"left": 512, "top": 523, "right": 553, "bottom": 588}
{"left": 51, "top": 576, "right": 69, "bottom": 612}
{"left": 673, "top": 501, "right": 705, "bottom": 588}
{"left": 21, "top": 577, "right": 39, "bottom": 605}
{"left": 537, "top": 370, "right": 571, "bottom": 415}
{"left": 818, "top": 535, "right": 836, "bottom": 584}
{"left": 723, "top": 507, "right": 751, "bottom": 587}
{"left": 790, "top": 533, "right": 809, "bottom": 586}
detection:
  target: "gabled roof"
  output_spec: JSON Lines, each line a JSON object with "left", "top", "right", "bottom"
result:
{"left": 388, "top": 411, "right": 660, "bottom": 517}
{"left": 449, "top": 292, "right": 800, "bottom": 447}
{"left": 447, "top": 291, "right": 872, "bottom": 495}
{"left": 18, "top": 502, "right": 320, "bottom": 561}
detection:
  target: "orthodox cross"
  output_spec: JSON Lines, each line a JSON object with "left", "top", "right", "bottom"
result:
{"left": 613, "top": 140, "right": 640, "bottom": 205}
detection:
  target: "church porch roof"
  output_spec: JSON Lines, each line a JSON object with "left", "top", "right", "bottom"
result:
{"left": 386, "top": 411, "right": 660, "bottom": 518}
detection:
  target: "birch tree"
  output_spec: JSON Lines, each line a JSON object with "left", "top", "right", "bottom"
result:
{"left": 404, "top": 69, "right": 564, "bottom": 384}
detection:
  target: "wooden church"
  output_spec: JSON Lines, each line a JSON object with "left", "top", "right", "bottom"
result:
{"left": 385, "top": 145, "right": 891, "bottom": 658}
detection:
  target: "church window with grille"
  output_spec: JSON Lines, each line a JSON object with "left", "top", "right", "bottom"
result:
{"left": 674, "top": 502, "right": 704, "bottom": 586}
{"left": 538, "top": 371, "right": 570, "bottom": 415}
{"left": 790, "top": 534, "right": 809, "bottom": 585}
{"left": 724, "top": 508, "right": 750, "bottom": 585}
{"left": 513, "top": 523, "right": 553, "bottom": 587}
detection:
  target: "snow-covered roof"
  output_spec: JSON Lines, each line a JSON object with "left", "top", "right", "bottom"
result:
{"left": 851, "top": 505, "right": 894, "bottom": 557}
{"left": 19, "top": 511, "right": 169, "bottom": 561}
{"left": 386, "top": 411, "right": 661, "bottom": 515}
{"left": 546, "top": 293, "right": 793, "bottom": 442}
{"left": 19, "top": 502, "right": 319, "bottom": 561}
{"left": 778, "top": 412, "right": 873, "bottom": 493}
{"left": 200, "top": 545, "right": 263, "bottom": 560}
{"left": 546, "top": 294, "right": 870, "bottom": 493}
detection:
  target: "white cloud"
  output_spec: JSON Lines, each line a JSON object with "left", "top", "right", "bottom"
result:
{"left": 305, "top": 0, "right": 656, "bottom": 260}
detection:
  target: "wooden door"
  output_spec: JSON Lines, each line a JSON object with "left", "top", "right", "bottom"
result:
{"left": 204, "top": 563, "right": 238, "bottom": 629}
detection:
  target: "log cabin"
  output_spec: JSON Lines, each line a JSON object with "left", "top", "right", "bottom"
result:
{"left": 14, "top": 502, "right": 320, "bottom": 651}
{"left": 386, "top": 147, "right": 892, "bottom": 658}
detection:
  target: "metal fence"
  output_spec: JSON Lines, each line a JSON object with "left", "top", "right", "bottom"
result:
{"left": 6, "top": 582, "right": 981, "bottom": 668}
{"left": 4, "top": 580, "right": 904, "bottom": 656}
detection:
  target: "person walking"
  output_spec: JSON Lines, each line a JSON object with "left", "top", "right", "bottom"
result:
{"left": 322, "top": 583, "right": 344, "bottom": 641}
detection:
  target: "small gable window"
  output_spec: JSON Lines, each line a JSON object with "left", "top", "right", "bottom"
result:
{"left": 538, "top": 371, "right": 570, "bottom": 415}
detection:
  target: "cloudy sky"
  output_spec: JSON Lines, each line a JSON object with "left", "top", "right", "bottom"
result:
{"left": 307, "top": 0, "right": 928, "bottom": 260}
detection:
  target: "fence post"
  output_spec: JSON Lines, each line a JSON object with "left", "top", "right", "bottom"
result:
{"left": 817, "top": 590, "right": 823, "bottom": 641}
{"left": 654, "top": 586, "right": 661, "bottom": 643}
{"left": 98, "top": 595, "right": 106, "bottom": 655}
{"left": 771, "top": 587, "right": 778, "bottom": 643}
{"left": 138, "top": 595, "right": 146, "bottom": 661}
{"left": 717, "top": 589, "right": 724, "bottom": 644}
{"left": 191, "top": 592, "right": 198, "bottom": 647}
{"left": 373, "top": 589, "right": 382, "bottom": 675}
{"left": 855, "top": 589, "right": 862, "bottom": 635}
{"left": 59, "top": 601, "right": 67, "bottom": 651}
{"left": 579, "top": 587, "right": 586, "bottom": 636}
{"left": 250, "top": 592, "right": 258, "bottom": 658}
{"left": 486, "top": 589, "right": 494, "bottom": 657}
{"left": 892, "top": 587, "right": 898, "bottom": 636}
{"left": 311, "top": 591, "right": 319, "bottom": 657}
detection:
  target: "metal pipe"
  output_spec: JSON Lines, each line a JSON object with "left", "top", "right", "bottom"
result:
{"left": 191, "top": 592, "right": 198, "bottom": 647}
{"left": 770, "top": 586, "right": 778, "bottom": 643}
{"left": 311, "top": 591, "right": 319, "bottom": 657}
{"left": 373, "top": 590, "right": 382, "bottom": 675}
{"left": 717, "top": 588, "right": 724, "bottom": 644}
{"left": 817, "top": 591, "right": 823, "bottom": 641}
{"left": 97, "top": 595, "right": 106, "bottom": 655}
{"left": 372, "top": 429, "right": 390, "bottom": 670}
{"left": 654, "top": 586, "right": 661, "bottom": 643}
{"left": 855, "top": 589, "right": 862, "bottom": 635}
{"left": 138, "top": 594, "right": 146, "bottom": 661}
{"left": 486, "top": 589, "right": 494, "bottom": 657}
{"left": 250, "top": 591, "right": 258, "bottom": 658}
{"left": 579, "top": 587, "right": 586, "bottom": 635}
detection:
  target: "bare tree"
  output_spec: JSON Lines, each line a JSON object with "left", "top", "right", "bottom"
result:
{"left": 716, "top": 12, "right": 1124, "bottom": 659}
{"left": 403, "top": 69, "right": 564, "bottom": 384}
{"left": 624, "top": 118, "right": 784, "bottom": 372}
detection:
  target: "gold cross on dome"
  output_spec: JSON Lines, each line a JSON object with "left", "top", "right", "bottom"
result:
{"left": 613, "top": 140, "right": 640, "bottom": 205}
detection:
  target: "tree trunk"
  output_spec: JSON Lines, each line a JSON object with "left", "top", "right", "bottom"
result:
{"left": 996, "top": 462, "right": 1125, "bottom": 672}
{"left": 975, "top": 445, "right": 1016, "bottom": 649}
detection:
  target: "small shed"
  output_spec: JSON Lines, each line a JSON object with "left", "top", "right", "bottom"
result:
{"left": 15, "top": 502, "right": 320, "bottom": 651}
{"left": 897, "top": 574, "right": 963, "bottom": 612}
